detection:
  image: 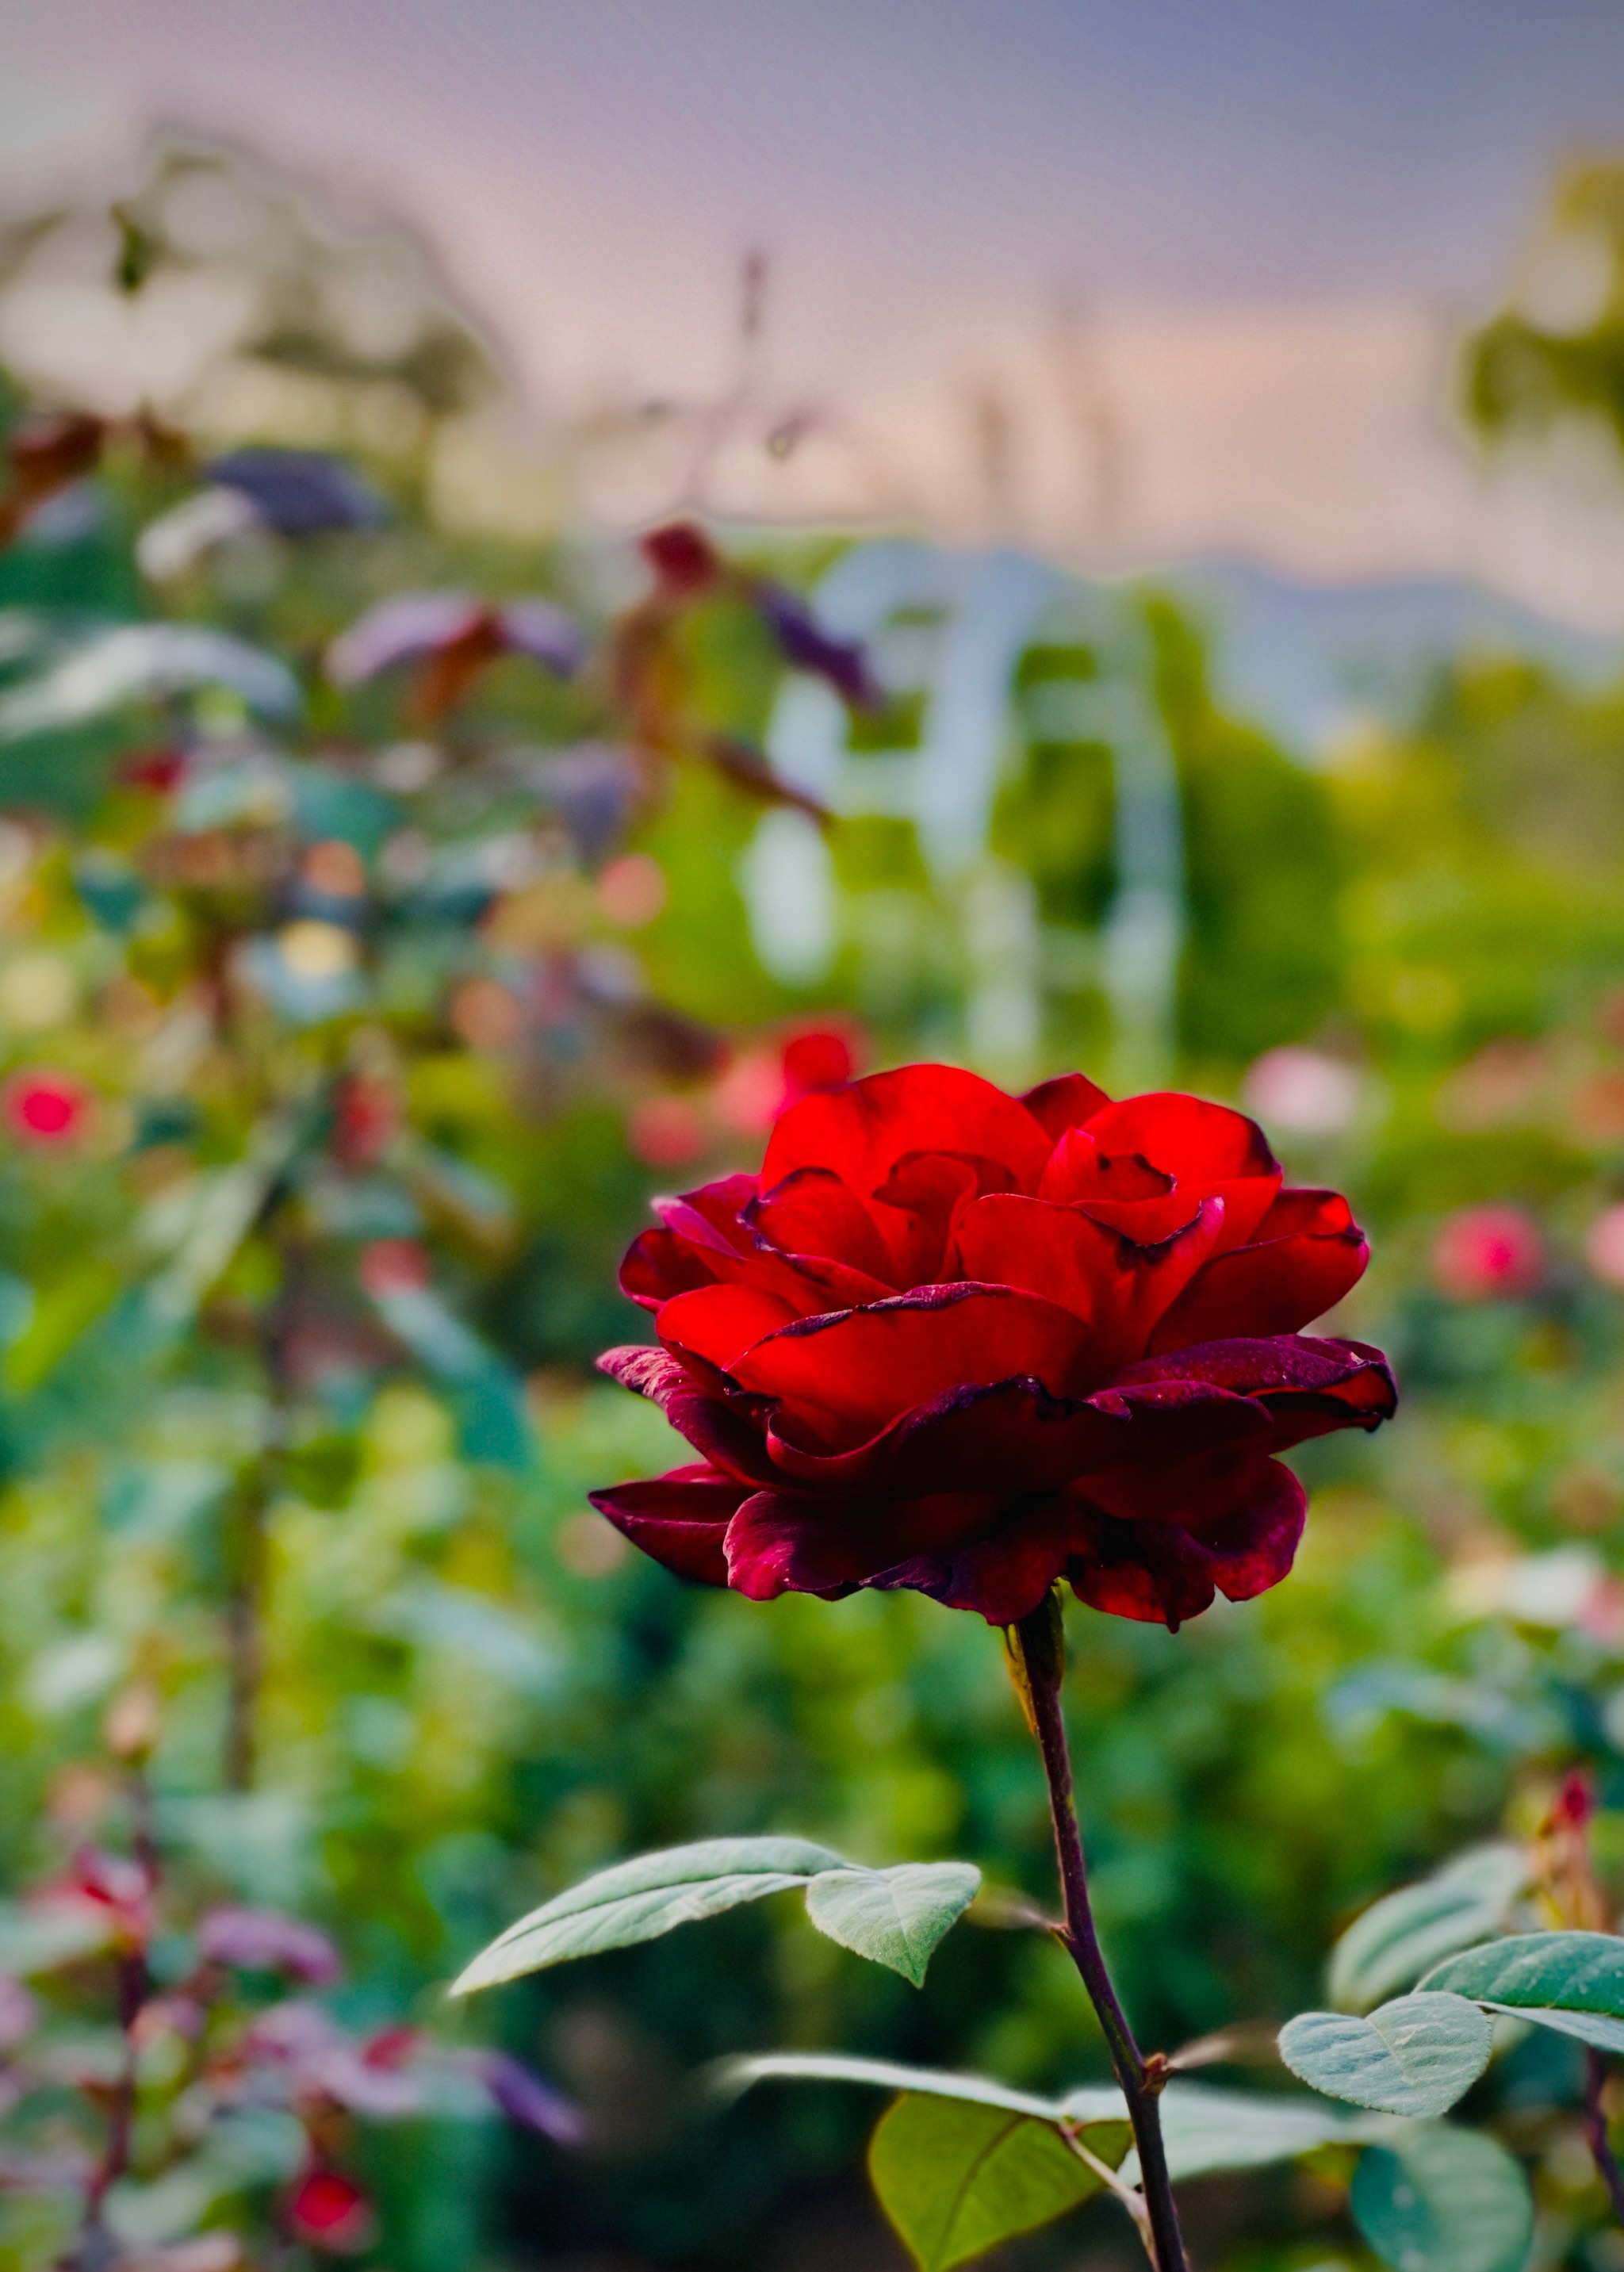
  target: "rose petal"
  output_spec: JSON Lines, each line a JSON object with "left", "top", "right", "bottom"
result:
{"left": 1067, "top": 1459, "right": 1304, "bottom": 1629}
{"left": 596, "top": 1346, "right": 779, "bottom": 1483}
{"left": 1021, "top": 1071, "right": 1112, "bottom": 1140}
{"left": 867, "top": 1500, "right": 1080, "bottom": 1625}
{"left": 657, "top": 1283, "right": 805, "bottom": 1374}
{"left": 764, "top": 1064, "right": 1052, "bottom": 1198}
{"left": 951, "top": 1192, "right": 1224, "bottom": 1366}
{"left": 1041, "top": 1094, "right": 1281, "bottom": 1249}
{"left": 1116, "top": 1333, "right": 1396, "bottom": 1450}
{"left": 588, "top": 1465, "right": 743, "bottom": 1584}
{"left": 731, "top": 1283, "right": 1095, "bottom": 1451}
{"left": 621, "top": 1226, "right": 718, "bottom": 1310}
{"left": 870, "top": 1150, "right": 1021, "bottom": 1282}
{"left": 1147, "top": 1189, "right": 1368, "bottom": 1351}
{"left": 746, "top": 1167, "right": 900, "bottom": 1285}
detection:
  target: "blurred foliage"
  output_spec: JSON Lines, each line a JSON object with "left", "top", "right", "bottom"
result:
{"left": 1465, "top": 161, "right": 1624, "bottom": 451}
{"left": 1, "top": 142, "right": 1623, "bottom": 2272}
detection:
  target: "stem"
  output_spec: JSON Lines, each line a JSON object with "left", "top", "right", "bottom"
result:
{"left": 75, "top": 1948, "right": 147, "bottom": 2266}
{"left": 224, "top": 1212, "right": 300, "bottom": 1792}
{"left": 1586, "top": 2048, "right": 1624, "bottom": 2227}
{"left": 224, "top": 1473, "right": 267, "bottom": 1793}
{"left": 1009, "top": 1596, "right": 1191, "bottom": 2272}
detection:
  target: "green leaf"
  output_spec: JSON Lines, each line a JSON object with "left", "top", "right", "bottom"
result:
{"left": 1277, "top": 1993, "right": 1492, "bottom": 2116}
{"left": 1132, "top": 2082, "right": 1381, "bottom": 2182}
{"left": 1420, "top": 1930, "right": 1624, "bottom": 2048}
{"left": 717, "top": 2057, "right": 1388, "bottom": 2185}
{"left": 450, "top": 1837, "right": 842, "bottom": 1993}
{"left": 1329, "top": 1844, "right": 1530, "bottom": 2012}
{"left": 868, "top": 2093, "right": 1128, "bottom": 2272}
{"left": 1350, "top": 2128, "right": 1534, "bottom": 2272}
{"left": 804, "top": 1863, "right": 980, "bottom": 1986}
{"left": 455, "top": 1843, "right": 983, "bottom": 1994}
{"left": 711, "top": 2051, "right": 1090, "bottom": 2122}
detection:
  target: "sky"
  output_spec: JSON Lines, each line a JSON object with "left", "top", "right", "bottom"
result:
{"left": 4, "top": 2, "right": 1624, "bottom": 603}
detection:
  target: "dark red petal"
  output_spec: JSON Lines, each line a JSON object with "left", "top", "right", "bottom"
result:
{"left": 596, "top": 1346, "right": 777, "bottom": 1484}
{"left": 1147, "top": 1193, "right": 1369, "bottom": 1351}
{"left": 1066, "top": 1459, "right": 1304, "bottom": 1629}
{"left": 1021, "top": 1071, "right": 1111, "bottom": 1141}
{"left": 866, "top": 1500, "right": 1079, "bottom": 1625}
{"left": 951, "top": 1192, "right": 1224, "bottom": 1366}
{"left": 621, "top": 1227, "right": 718, "bottom": 1311}
{"left": 588, "top": 1466, "right": 744, "bottom": 1585}
{"left": 731, "top": 1283, "right": 1095, "bottom": 1451}
{"left": 722, "top": 1487, "right": 1022, "bottom": 1611}
{"left": 723, "top": 1490, "right": 870, "bottom": 1600}
{"left": 657, "top": 1283, "right": 803, "bottom": 1374}
{"left": 763, "top": 1064, "right": 1053, "bottom": 1198}
{"left": 747, "top": 1167, "right": 899, "bottom": 1284}
{"left": 1116, "top": 1333, "right": 1397, "bottom": 1450}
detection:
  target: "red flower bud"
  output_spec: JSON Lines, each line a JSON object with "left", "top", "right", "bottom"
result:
{"left": 1431, "top": 1204, "right": 1543, "bottom": 1302}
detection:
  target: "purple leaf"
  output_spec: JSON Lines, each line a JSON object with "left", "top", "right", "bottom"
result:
{"left": 496, "top": 602, "right": 586, "bottom": 678}
{"left": 207, "top": 449, "right": 389, "bottom": 536}
{"left": 754, "top": 583, "right": 880, "bottom": 709}
{"left": 198, "top": 1906, "right": 341, "bottom": 1985}
{"left": 327, "top": 593, "right": 485, "bottom": 684}
{"left": 481, "top": 2051, "right": 584, "bottom": 2143}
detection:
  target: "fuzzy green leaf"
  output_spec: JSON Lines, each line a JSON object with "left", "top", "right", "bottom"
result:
{"left": 1421, "top": 1930, "right": 1624, "bottom": 2048}
{"left": 1277, "top": 1993, "right": 1492, "bottom": 2116}
{"left": 450, "top": 1837, "right": 841, "bottom": 1993}
{"left": 1328, "top": 1844, "right": 1530, "bottom": 2012}
{"left": 1351, "top": 2128, "right": 1534, "bottom": 2272}
{"left": 803, "top": 1863, "right": 980, "bottom": 1986}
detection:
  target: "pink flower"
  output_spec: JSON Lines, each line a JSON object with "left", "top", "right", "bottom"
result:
{"left": 197, "top": 1906, "right": 341, "bottom": 1986}
{"left": 1431, "top": 1204, "right": 1544, "bottom": 1301}
{"left": 289, "top": 2170, "right": 373, "bottom": 2253}
{"left": 4, "top": 1071, "right": 89, "bottom": 1144}
{"left": 359, "top": 1239, "right": 432, "bottom": 1299}
{"left": 1586, "top": 1203, "right": 1624, "bottom": 1289}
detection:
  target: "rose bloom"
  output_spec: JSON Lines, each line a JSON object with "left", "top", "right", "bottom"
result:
{"left": 1431, "top": 1203, "right": 1543, "bottom": 1302}
{"left": 591, "top": 1065, "right": 1396, "bottom": 1629}
{"left": 4, "top": 1069, "right": 89, "bottom": 1144}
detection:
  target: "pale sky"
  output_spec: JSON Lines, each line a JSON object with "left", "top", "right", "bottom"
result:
{"left": 4, "top": 2, "right": 1624, "bottom": 608}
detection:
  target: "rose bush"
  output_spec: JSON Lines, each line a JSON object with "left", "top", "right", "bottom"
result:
{"left": 592, "top": 1064, "right": 1396, "bottom": 1628}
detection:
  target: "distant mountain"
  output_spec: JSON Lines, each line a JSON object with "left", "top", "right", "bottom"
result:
{"left": 1162, "top": 559, "right": 1624, "bottom": 757}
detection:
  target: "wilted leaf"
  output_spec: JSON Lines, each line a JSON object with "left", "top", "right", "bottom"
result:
{"left": 1350, "top": 2127, "right": 1534, "bottom": 2272}
{"left": 1277, "top": 1993, "right": 1492, "bottom": 2117}
{"left": 803, "top": 1864, "right": 980, "bottom": 1986}
{"left": 1421, "top": 1929, "right": 1624, "bottom": 2051}
{"left": 1329, "top": 1844, "right": 1530, "bottom": 2011}
{"left": 868, "top": 2093, "right": 1127, "bottom": 2272}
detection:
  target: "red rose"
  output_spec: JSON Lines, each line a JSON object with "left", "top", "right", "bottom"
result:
{"left": 289, "top": 2170, "right": 373, "bottom": 2252}
{"left": 4, "top": 1070, "right": 89, "bottom": 1144}
{"left": 590, "top": 1064, "right": 1395, "bottom": 1630}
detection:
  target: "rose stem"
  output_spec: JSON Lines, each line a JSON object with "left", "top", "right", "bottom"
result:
{"left": 1585, "top": 2048, "right": 1624, "bottom": 2225}
{"left": 1009, "top": 1594, "right": 1192, "bottom": 2272}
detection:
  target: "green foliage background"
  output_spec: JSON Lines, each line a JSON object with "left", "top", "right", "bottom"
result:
{"left": 4, "top": 148, "right": 1624, "bottom": 2272}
